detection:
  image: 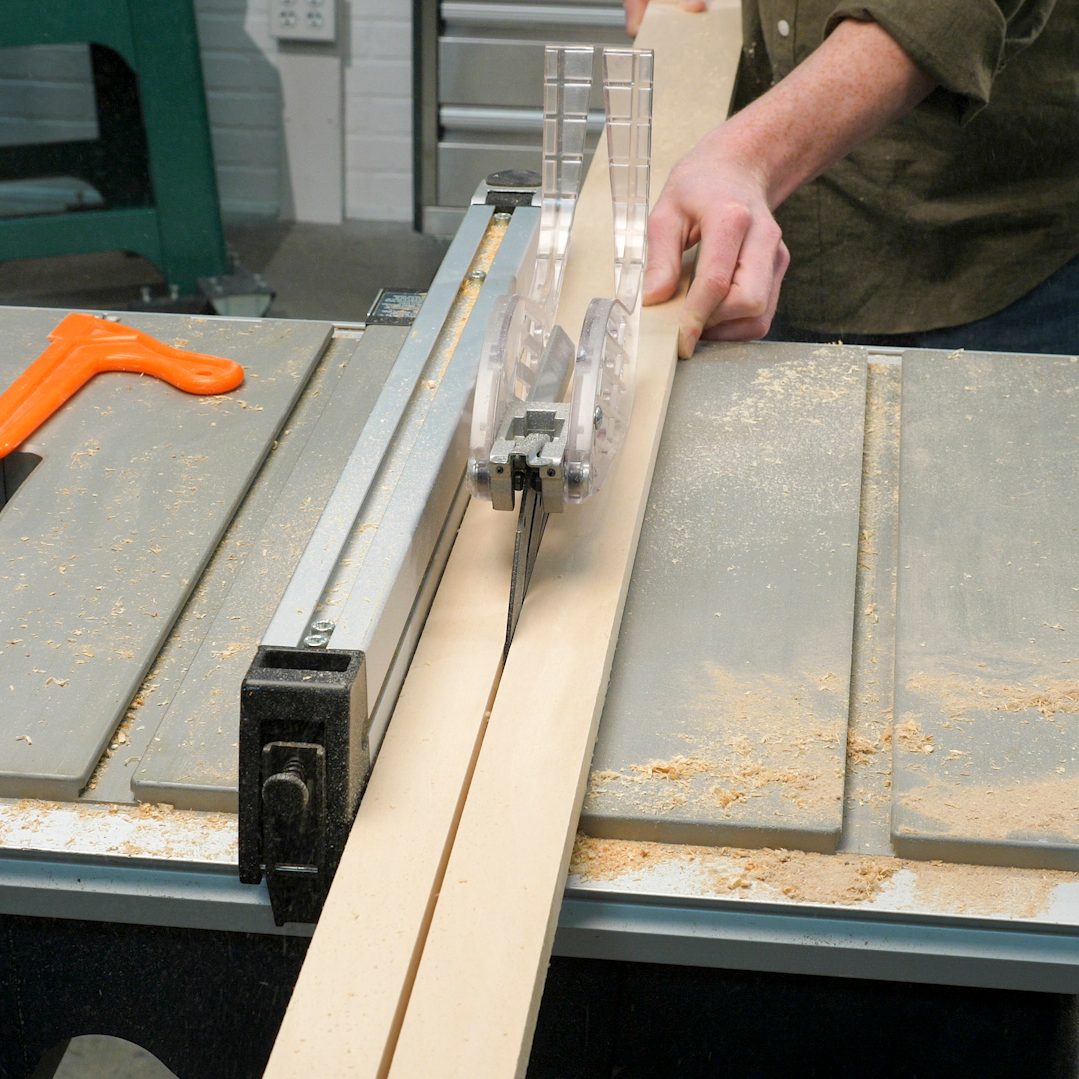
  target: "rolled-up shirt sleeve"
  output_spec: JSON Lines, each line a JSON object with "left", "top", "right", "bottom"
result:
{"left": 825, "top": 0, "right": 1058, "bottom": 119}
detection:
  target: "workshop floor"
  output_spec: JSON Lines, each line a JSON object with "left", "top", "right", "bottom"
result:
{"left": 0, "top": 215, "right": 450, "bottom": 322}
{"left": 6, "top": 220, "right": 1078, "bottom": 1079}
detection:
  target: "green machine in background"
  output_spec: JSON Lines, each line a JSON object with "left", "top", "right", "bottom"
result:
{"left": 0, "top": 1, "right": 270, "bottom": 312}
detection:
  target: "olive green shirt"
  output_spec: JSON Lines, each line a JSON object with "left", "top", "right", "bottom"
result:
{"left": 740, "top": 0, "right": 1079, "bottom": 334}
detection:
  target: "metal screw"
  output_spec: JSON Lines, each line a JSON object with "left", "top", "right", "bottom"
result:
{"left": 304, "top": 633, "right": 329, "bottom": 648}
{"left": 593, "top": 406, "right": 604, "bottom": 429}
{"left": 493, "top": 211, "right": 512, "bottom": 222}
{"left": 311, "top": 619, "right": 335, "bottom": 634}
{"left": 466, "top": 270, "right": 487, "bottom": 282}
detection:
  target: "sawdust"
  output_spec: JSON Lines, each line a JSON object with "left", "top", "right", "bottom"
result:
{"left": 845, "top": 733, "right": 879, "bottom": 766}
{"left": 588, "top": 665, "right": 846, "bottom": 819}
{"left": 898, "top": 773, "right": 1079, "bottom": 844}
{"left": 895, "top": 661, "right": 1079, "bottom": 846}
{"left": 910, "top": 860, "right": 1076, "bottom": 919}
{"left": 569, "top": 834, "right": 1073, "bottom": 918}
{"left": 907, "top": 670, "right": 1079, "bottom": 720}
{"left": 894, "top": 714, "right": 935, "bottom": 755}
{"left": 570, "top": 834, "right": 898, "bottom": 905}
{"left": 0, "top": 797, "right": 236, "bottom": 862}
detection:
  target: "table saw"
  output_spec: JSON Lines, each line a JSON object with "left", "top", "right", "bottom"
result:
{"left": 1, "top": 173, "right": 1077, "bottom": 1073}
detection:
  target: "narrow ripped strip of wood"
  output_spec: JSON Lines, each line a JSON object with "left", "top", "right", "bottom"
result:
{"left": 264, "top": 503, "right": 516, "bottom": 1079}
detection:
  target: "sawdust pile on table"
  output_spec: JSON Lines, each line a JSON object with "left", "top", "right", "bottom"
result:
{"left": 894, "top": 714, "right": 935, "bottom": 755}
{"left": 907, "top": 669, "right": 1079, "bottom": 719}
{"left": 569, "top": 834, "right": 1074, "bottom": 918}
{"left": 588, "top": 665, "right": 846, "bottom": 819}
{"left": 570, "top": 834, "right": 897, "bottom": 905}
{"left": 899, "top": 772, "right": 1079, "bottom": 843}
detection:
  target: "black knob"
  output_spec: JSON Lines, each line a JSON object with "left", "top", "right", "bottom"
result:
{"left": 263, "top": 765, "right": 310, "bottom": 822}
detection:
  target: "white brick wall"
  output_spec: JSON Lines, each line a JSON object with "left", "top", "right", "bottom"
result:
{"left": 197, "top": 0, "right": 284, "bottom": 216}
{"left": 344, "top": 0, "right": 413, "bottom": 221}
{"left": 0, "top": 45, "right": 97, "bottom": 148}
{"left": 0, "top": 0, "right": 415, "bottom": 223}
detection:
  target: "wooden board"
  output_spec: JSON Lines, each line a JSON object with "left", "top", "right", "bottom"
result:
{"left": 267, "top": 5, "right": 743, "bottom": 1076}
{"left": 389, "top": 7, "right": 744, "bottom": 1076}
{"left": 264, "top": 503, "right": 517, "bottom": 1078}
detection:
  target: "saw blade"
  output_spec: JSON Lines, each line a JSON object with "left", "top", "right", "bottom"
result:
{"left": 504, "top": 483, "right": 549, "bottom": 658}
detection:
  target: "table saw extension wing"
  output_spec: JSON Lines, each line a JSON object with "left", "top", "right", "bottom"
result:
{"left": 0, "top": 319, "right": 1076, "bottom": 988}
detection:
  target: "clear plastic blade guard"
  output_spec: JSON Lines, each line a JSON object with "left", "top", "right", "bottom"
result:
{"left": 468, "top": 45, "right": 654, "bottom": 505}
{"left": 468, "top": 45, "right": 594, "bottom": 499}
{"left": 566, "top": 48, "right": 653, "bottom": 503}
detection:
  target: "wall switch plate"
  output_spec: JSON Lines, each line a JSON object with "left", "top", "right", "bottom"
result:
{"left": 270, "top": 0, "right": 336, "bottom": 43}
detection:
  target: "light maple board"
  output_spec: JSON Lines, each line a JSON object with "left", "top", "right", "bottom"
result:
{"left": 389, "top": 6, "right": 745, "bottom": 1076}
{"left": 267, "top": 5, "right": 744, "bottom": 1077}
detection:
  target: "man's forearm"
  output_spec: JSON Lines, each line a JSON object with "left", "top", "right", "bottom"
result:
{"left": 643, "top": 14, "right": 938, "bottom": 353}
{"left": 724, "top": 18, "right": 936, "bottom": 208}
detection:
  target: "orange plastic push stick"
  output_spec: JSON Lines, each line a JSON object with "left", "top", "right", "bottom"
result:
{"left": 0, "top": 313, "right": 245, "bottom": 457}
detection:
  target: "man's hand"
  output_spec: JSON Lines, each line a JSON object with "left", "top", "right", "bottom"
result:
{"left": 646, "top": 130, "right": 790, "bottom": 357}
{"left": 623, "top": 0, "right": 706, "bottom": 38}
{"left": 642, "top": 18, "right": 936, "bottom": 357}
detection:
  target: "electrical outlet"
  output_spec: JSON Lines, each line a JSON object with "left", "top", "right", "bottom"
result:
{"left": 270, "top": 0, "right": 336, "bottom": 43}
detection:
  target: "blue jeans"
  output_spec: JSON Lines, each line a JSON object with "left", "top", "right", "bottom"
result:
{"left": 767, "top": 255, "right": 1079, "bottom": 355}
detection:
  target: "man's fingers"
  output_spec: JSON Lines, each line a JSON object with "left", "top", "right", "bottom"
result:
{"left": 703, "top": 219, "right": 785, "bottom": 326}
{"left": 626, "top": 0, "right": 706, "bottom": 38}
{"left": 624, "top": 0, "right": 648, "bottom": 34}
{"left": 643, "top": 200, "right": 689, "bottom": 306}
{"left": 677, "top": 204, "right": 752, "bottom": 357}
{"left": 702, "top": 241, "right": 790, "bottom": 342}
